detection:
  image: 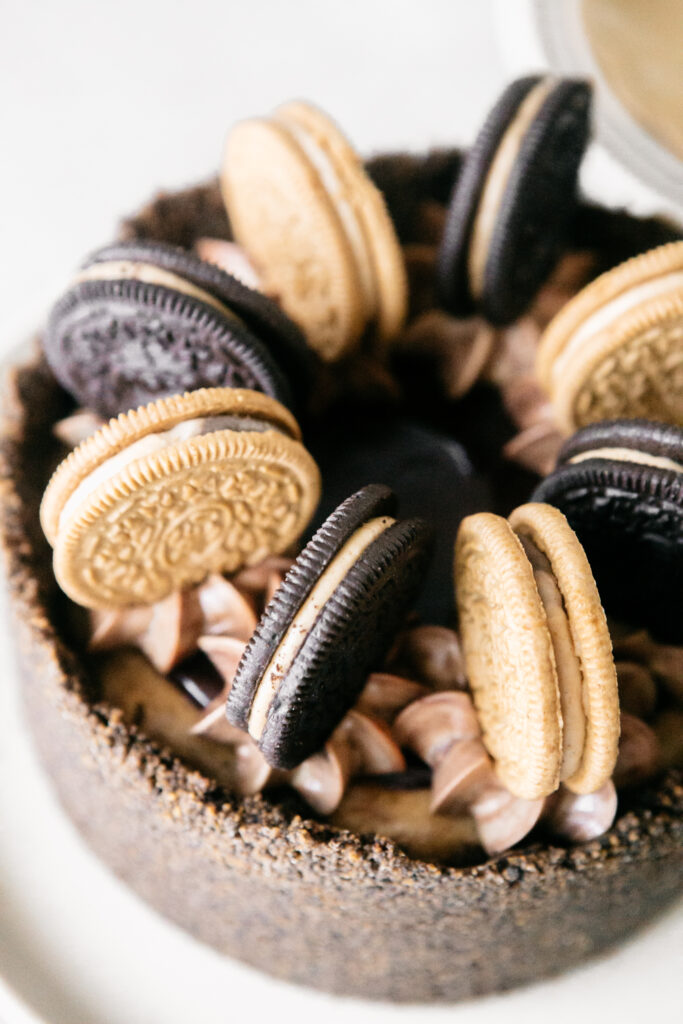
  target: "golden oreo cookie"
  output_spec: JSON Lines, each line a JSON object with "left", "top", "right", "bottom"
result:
{"left": 41, "top": 388, "right": 320, "bottom": 609}
{"left": 536, "top": 240, "right": 683, "bottom": 431}
{"left": 455, "top": 502, "right": 619, "bottom": 800}
{"left": 221, "top": 101, "right": 407, "bottom": 361}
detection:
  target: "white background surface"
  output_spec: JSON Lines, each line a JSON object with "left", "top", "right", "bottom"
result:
{"left": 0, "top": 2, "right": 681, "bottom": 1022}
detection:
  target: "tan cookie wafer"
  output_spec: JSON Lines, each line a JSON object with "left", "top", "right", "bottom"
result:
{"left": 508, "top": 503, "right": 619, "bottom": 794}
{"left": 455, "top": 512, "right": 562, "bottom": 799}
{"left": 557, "top": 300, "right": 683, "bottom": 430}
{"left": 52, "top": 432, "right": 319, "bottom": 609}
{"left": 537, "top": 242, "right": 683, "bottom": 387}
{"left": 41, "top": 387, "right": 301, "bottom": 544}
{"left": 223, "top": 116, "right": 364, "bottom": 360}
{"left": 278, "top": 101, "right": 407, "bottom": 344}
{"left": 455, "top": 504, "right": 619, "bottom": 799}
{"left": 222, "top": 102, "right": 406, "bottom": 361}
{"left": 536, "top": 241, "right": 683, "bottom": 431}
{"left": 41, "top": 389, "right": 319, "bottom": 609}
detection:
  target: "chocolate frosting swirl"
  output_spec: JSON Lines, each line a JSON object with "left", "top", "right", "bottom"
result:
{"left": 89, "top": 561, "right": 287, "bottom": 675}
{"left": 91, "top": 559, "right": 674, "bottom": 860}
{"left": 392, "top": 688, "right": 644, "bottom": 855}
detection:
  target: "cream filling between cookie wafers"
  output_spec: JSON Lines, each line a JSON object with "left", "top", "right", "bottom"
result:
{"left": 58, "top": 415, "right": 274, "bottom": 531}
{"left": 273, "top": 116, "right": 378, "bottom": 322}
{"left": 551, "top": 270, "right": 683, "bottom": 387}
{"left": 467, "top": 78, "right": 556, "bottom": 301}
{"left": 568, "top": 447, "right": 683, "bottom": 474}
{"left": 247, "top": 515, "right": 396, "bottom": 741}
{"left": 517, "top": 534, "right": 585, "bottom": 781}
{"left": 72, "top": 261, "right": 250, "bottom": 327}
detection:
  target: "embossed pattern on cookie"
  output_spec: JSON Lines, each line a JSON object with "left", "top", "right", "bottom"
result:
{"left": 568, "top": 316, "right": 683, "bottom": 428}
{"left": 41, "top": 388, "right": 320, "bottom": 608}
{"left": 537, "top": 240, "right": 683, "bottom": 431}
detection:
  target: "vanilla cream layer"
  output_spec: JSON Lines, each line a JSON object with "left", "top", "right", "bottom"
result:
{"left": 248, "top": 515, "right": 395, "bottom": 741}
{"left": 552, "top": 270, "right": 683, "bottom": 387}
{"left": 274, "top": 115, "right": 378, "bottom": 322}
{"left": 569, "top": 446, "right": 683, "bottom": 474}
{"left": 468, "top": 79, "right": 556, "bottom": 300}
{"left": 73, "top": 261, "right": 248, "bottom": 328}
{"left": 518, "top": 535, "right": 585, "bottom": 781}
{"left": 59, "top": 415, "right": 272, "bottom": 531}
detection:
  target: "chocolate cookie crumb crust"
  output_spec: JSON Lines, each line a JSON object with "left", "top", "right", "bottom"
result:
{"left": 1, "top": 152, "right": 682, "bottom": 1003}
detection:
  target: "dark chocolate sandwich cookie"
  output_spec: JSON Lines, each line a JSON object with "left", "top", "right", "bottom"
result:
{"left": 308, "top": 418, "right": 492, "bottom": 624}
{"left": 533, "top": 419, "right": 683, "bottom": 643}
{"left": 45, "top": 240, "right": 311, "bottom": 418}
{"left": 227, "top": 485, "right": 432, "bottom": 769}
{"left": 437, "top": 75, "right": 592, "bottom": 325}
